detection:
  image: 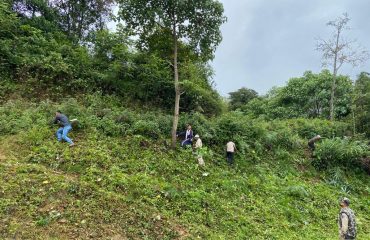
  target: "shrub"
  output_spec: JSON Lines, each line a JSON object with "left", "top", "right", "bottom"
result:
{"left": 362, "top": 157, "right": 370, "bottom": 175}
{"left": 179, "top": 112, "right": 216, "bottom": 144}
{"left": 314, "top": 138, "right": 369, "bottom": 169}
{"left": 287, "top": 118, "right": 350, "bottom": 139}
{"left": 155, "top": 114, "right": 173, "bottom": 136}
{"left": 95, "top": 117, "right": 128, "bottom": 137}
{"left": 263, "top": 121, "right": 302, "bottom": 151}
{"left": 115, "top": 110, "right": 136, "bottom": 125}
{"left": 0, "top": 100, "right": 50, "bottom": 135}
{"left": 132, "top": 120, "right": 160, "bottom": 139}
{"left": 216, "top": 112, "right": 268, "bottom": 146}
{"left": 0, "top": 78, "right": 16, "bottom": 101}
{"left": 285, "top": 185, "right": 309, "bottom": 198}
{"left": 57, "top": 98, "right": 86, "bottom": 119}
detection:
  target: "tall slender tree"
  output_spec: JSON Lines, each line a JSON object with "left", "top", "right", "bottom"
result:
{"left": 316, "top": 13, "right": 369, "bottom": 121}
{"left": 118, "top": 0, "right": 226, "bottom": 148}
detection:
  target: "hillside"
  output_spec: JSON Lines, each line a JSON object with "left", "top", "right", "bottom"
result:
{"left": 0, "top": 95, "right": 369, "bottom": 239}
{"left": 1, "top": 1, "right": 370, "bottom": 239}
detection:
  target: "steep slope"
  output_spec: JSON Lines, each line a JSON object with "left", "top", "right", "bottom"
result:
{"left": 0, "top": 97, "right": 369, "bottom": 239}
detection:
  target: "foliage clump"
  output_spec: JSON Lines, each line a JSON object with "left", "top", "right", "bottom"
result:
{"left": 314, "top": 138, "right": 369, "bottom": 170}
{"left": 0, "top": 96, "right": 369, "bottom": 239}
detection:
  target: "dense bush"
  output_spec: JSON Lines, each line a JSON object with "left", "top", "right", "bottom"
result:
{"left": 1, "top": 96, "right": 370, "bottom": 239}
{"left": 0, "top": 100, "right": 51, "bottom": 135}
{"left": 286, "top": 118, "right": 351, "bottom": 139}
{"left": 0, "top": 1, "right": 224, "bottom": 116}
{"left": 131, "top": 120, "right": 161, "bottom": 139}
{"left": 314, "top": 138, "right": 369, "bottom": 169}
{"left": 1, "top": 95, "right": 367, "bottom": 174}
{"left": 242, "top": 70, "right": 353, "bottom": 120}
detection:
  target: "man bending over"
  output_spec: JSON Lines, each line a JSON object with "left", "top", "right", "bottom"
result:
{"left": 53, "top": 110, "right": 74, "bottom": 147}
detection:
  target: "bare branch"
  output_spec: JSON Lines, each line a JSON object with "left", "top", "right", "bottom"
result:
{"left": 315, "top": 13, "right": 369, "bottom": 121}
{"left": 316, "top": 13, "right": 369, "bottom": 70}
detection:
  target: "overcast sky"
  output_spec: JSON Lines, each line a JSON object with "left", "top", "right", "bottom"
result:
{"left": 212, "top": 0, "right": 370, "bottom": 96}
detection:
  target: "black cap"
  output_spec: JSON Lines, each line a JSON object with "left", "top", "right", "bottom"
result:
{"left": 340, "top": 197, "right": 350, "bottom": 206}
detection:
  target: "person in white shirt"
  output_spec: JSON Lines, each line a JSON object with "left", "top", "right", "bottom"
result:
{"left": 226, "top": 141, "right": 237, "bottom": 165}
{"left": 194, "top": 135, "right": 204, "bottom": 166}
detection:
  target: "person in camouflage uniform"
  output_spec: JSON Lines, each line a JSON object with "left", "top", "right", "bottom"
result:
{"left": 308, "top": 135, "right": 322, "bottom": 151}
{"left": 338, "top": 197, "right": 357, "bottom": 240}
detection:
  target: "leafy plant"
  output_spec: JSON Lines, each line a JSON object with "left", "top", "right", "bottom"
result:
{"left": 314, "top": 138, "right": 368, "bottom": 169}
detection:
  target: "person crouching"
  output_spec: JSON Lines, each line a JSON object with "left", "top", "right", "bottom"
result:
{"left": 53, "top": 110, "right": 74, "bottom": 147}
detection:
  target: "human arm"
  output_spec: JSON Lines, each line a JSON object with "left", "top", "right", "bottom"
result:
{"left": 177, "top": 131, "right": 185, "bottom": 137}
{"left": 188, "top": 130, "right": 194, "bottom": 140}
{"left": 340, "top": 213, "right": 349, "bottom": 236}
{"left": 53, "top": 116, "right": 59, "bottom": 124}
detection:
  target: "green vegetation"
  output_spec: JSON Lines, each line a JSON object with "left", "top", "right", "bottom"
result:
{"left": 117, "top": 0, "right": 227, "bottom": 147}
{"left": 228, "top": 87, "right": 258, "bottom": 111}
{"left": 241, "top": 70, "right": 353, "bottom": 120}
{"left": 0, "top": 1, "right": 369, "bottom": 239}
{"left": 0, "top": 95, "right": 369, "bottom": 239}
{"left": 0, "top": 1, "right": 224, "bottom": 115}
{"left": 354, "top": 72, "right": 370, "bottom": 137}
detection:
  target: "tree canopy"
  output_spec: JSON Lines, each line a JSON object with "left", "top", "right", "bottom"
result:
{"left": 118, "top": 0, "right": 227, "bottom": 147}
{"left": 242, "top": 70, "right": 353, "bottom": 120}
{"left": 229, "top": 87, "right": 258, "bottom": 111}
{"left": 354, "top": 72, "right": 370, "bottom": 136}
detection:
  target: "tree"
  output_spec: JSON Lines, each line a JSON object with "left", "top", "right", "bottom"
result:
{"left": 118, "top": 0, "right": 226, "bottom": 148}
{"left": 0, "top": 1, "right": 19, "bottom": 74}
{"left": 242, "top": 71, "right": 353, "bottom": 120}
{"left": 11, "top": 0, "right": 114, "bottom": 42}
{"left": 353, "top": 72, "right": 370, "bottom": 136}
{"left": 276, "top": 70, "right": 352, "bottom": 119}
{"left": 316, "top": 13, "right": 369, "bottom": 121}
{"left": 228, "top": 87, "right": 258, "bottom": 110}
{"left": 50, "top": 0, "right": 114, "bottom": 42}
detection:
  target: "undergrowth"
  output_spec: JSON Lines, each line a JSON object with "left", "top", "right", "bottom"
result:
{"left": 0, "top": 95, "right": 369, "bottom": 239}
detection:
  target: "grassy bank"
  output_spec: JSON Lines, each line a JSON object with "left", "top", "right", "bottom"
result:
{"left": 0, "top": 95, "right": 369, "bottom": 239}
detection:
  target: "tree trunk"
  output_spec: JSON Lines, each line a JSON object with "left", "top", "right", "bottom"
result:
{"left": 352, "top": 110, "right": 356, "bottom": 135}
{"left": 330, "top": 28, "right": 341, "bottom": 121}
{"left": 171, "top": 28, "right": 180, "bottom": 149}
{"left": 330, "top": 67, "right": 337, "bottom": 121}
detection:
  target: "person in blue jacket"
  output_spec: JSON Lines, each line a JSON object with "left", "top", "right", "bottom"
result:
{"left": 53, "top": 110, "right": 75, "bottom": 147}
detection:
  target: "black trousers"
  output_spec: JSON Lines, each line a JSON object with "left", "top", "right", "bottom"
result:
{"left": 308, "top": 142, "right": 315, "bottom": 151}
{"left": 226, "top": 152, "right": 234, "bottom": 165}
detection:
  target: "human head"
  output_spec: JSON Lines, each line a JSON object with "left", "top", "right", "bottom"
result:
{"left": 340, "top": 197, "right": 350, "bottom": 207}
{"left": 187, "top": 124, "right": 192, "bottom": 130}
{"left": 56, "top": 110, "right": 62, "bottom": 116}
{"left": 317, "top": 135, "right": 321, "bottom": 138}
{"left": 194, "top": 134, "right": 200, "bottom": 139}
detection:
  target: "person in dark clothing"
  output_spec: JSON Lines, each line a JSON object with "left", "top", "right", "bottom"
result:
{"left": 177, "top": 125, "right": 193, "bottom": 147}
{"left": 53, "top": 111, "right": 74, "bottom": 147}
{"left": 308, "top": 135, "right": 321, "bottom": 151}
{"left": 226, "top": 141, "right": 237, "bottom": 165}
